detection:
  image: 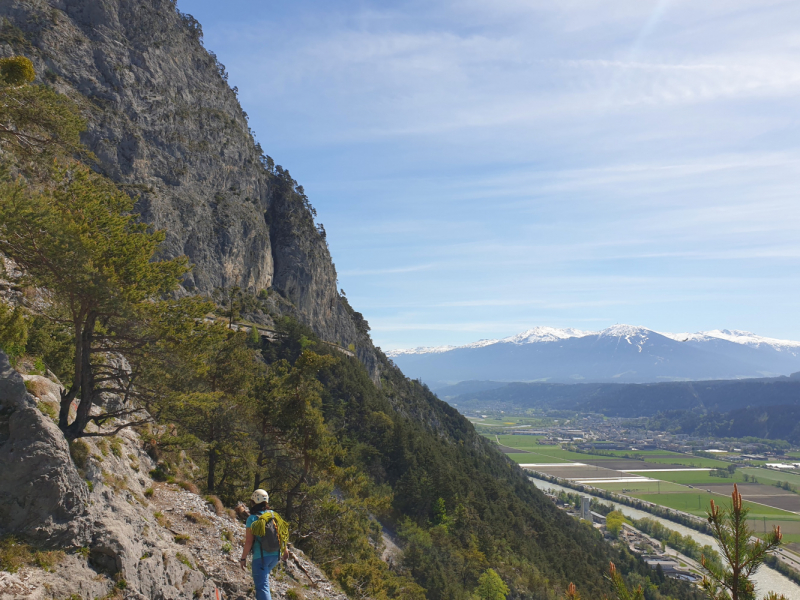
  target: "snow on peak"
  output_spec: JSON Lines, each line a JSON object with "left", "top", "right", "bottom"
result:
{"left": 598, "top": 324, "right": 651, "bottom": 338}
{"left": 387, "top": 325, "right": 800, "bottom": 357}
{"left": 385, "top": 345, "right": 458, "bottom": 357}
{"left": 502, "top": 326, "right": 591, "bottom": 344}
{"left": 662, "top": 329, "right": 800, "bottom": 349}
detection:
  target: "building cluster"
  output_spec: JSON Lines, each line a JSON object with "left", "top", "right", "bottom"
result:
{"left": 543, "top": 492, "right": 701, "bottom": 584}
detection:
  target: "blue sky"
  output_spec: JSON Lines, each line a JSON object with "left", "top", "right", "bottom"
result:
{"left": 180, "top": 0, "right": 800, "bottom": 350}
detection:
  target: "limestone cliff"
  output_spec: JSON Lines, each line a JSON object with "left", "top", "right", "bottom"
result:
{"left": 0, "top": 0, "right": 378, "bottom": 377}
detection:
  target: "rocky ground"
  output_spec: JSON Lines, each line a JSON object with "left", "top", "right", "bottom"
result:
{"left": 0, "top": 357, "right": 348, "bottom": 600}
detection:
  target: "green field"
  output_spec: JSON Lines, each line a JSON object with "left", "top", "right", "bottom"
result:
{"left": 639, "top": 455, "right": 730, "bottom": 469}
{"left": 741, "top": 467, "right": 800, "bottom": 487}
{"left": 494, "top": 435, "right": 547, "bottom": 449}
{"left": 634, "top": 492, "right": 797, "bottom": 518}
{"left": 644, "top": 470, "right": 746, "bottom": 485}
{"left": 586, "top": 449, "right": 684, "bottom": 457}
{"left": 496, "top": 436, "right": 619, "bottom": 461}
{"left": 507, "top": 452, "right": 571, "bottom": 464}
{"left": 591, "top": 480, "right": 690, "bottom": 494}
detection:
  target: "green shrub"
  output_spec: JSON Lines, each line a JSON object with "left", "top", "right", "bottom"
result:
{"left": 97, "top": 439, "right": 109, "bottom": 456}
{"left": 149, "top": 468, "right": 167, "bottom": 482}
{"left": 0, "top": 56, "right": 35, "bottom": 85}
{"left": 285, "top": 588, "right": 304, "bottom": 600}
{"left": 110, "top": 437, "right": 122, "bottom": 458}
{"left": 37, "top": 400, "right": 58, "bottom": 422}
{"left": 174, "top": 534, "right": 190, "bottom": 545}
{"left": 0, "top": 304, "right": 28, "bottom": 360}
{"left": 221, "top": 542, "right": 232, "bottom": 554}
{"left": 69, "top": 439, "right": 90, "bottom": 469}
{"left": 144, "top": 487, "right": 154, "bottom": 498}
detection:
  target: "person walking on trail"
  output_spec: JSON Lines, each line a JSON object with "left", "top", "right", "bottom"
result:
{"left": 239, "top": 489, "right": 290, "bottom": 600}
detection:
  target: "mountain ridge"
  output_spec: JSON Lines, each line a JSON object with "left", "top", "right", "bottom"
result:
{"left": 388, "top": 325, "right": 800, "bottom": 356}
{"left": 389, "top": 324, "right": 800, "bottom": 385}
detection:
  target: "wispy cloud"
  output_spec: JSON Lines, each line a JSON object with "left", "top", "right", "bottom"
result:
{"left": 186, "top": 0, "right": 800, "bottom": 348}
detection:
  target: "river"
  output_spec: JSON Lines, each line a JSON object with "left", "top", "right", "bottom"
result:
{"left": 530, "top": 478, "right": 800, "bottom": 598}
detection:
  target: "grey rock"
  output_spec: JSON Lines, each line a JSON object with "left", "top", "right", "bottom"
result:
{"left": 0, "top": 0, "right": 379, "bottom": 379}
{"left": 0, "top": 352, "right": 91, "bottom": 548}
{"left": 0, "top": 353, "right": 349, "bottom": 599}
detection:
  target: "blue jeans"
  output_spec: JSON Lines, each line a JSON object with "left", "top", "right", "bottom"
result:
{"left": 251, "top": 554, "right": 280, "bottom": 600}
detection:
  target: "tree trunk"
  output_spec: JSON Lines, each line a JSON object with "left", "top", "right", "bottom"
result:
{"left": 64, "top": 312, "right": 96, "bottom": 440}
{"left": 207, "top": 445, "right": 217, "bottom": 492}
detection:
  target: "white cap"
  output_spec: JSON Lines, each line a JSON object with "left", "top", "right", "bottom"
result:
{"left": 251, "top": 489, "right": 269, "bottom": 504}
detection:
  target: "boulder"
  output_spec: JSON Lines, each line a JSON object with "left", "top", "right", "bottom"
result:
{"left": 0, "top": 352, "right": 91, "bottom": 548}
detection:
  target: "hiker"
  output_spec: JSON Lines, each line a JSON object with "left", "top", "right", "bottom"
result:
{"left": 239, "top": 489, "right": 289, "bottom": 600}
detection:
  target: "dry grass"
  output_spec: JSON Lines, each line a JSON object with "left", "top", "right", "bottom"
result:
{"left": 0, "top": 537, "right": 64, "bottom": 573}
{"left": 23, "top": 378, "right": 51, "bottom": 399}
{"left": 205, "top": 495, "right": 225, "bottom": 515}
{"left": 177, "top": 480, "right": 199, "bottom": 494}
{"left": 102, "top": 471, "right": 128, "bottom": 493}
{"left": 184, "top": 512, "right": 210, "bottom": 526}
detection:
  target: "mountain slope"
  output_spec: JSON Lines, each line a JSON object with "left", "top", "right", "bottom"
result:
{"left": 389, "top": 325, "right": 800, "bottom": 385}
{"left": 0, "top": 0, "right": 376, "bottom": 375}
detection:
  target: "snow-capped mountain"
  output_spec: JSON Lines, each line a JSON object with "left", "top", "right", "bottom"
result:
{"left": 387, "top": 325, "right": 800, "bottom": 386}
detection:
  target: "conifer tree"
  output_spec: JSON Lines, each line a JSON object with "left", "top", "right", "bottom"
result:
{"left": 0, "top": 165, "right": 190, "bottom": 439}
{"left": 701, "top": 484, "right": 784, "bottom": 600}
{"left": 475, "top": 569, "right": 509, "bottom": 600}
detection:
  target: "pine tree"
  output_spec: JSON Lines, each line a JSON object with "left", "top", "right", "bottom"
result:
{"left": 0, "top": 165, "right": 190, "bottom": 439}
{"left": 701, "top": 484, "right": 784, "bottom": 600}
{"left": 475, "top": 569, "right": 509, "bottom": 600}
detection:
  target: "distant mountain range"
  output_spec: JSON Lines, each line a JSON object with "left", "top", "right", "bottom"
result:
{"left": 387, "top": 325, "right": 800, "bottom": 385}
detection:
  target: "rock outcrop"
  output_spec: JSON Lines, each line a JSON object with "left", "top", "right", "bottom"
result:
{"left": 0, "top": 352, "right": 349, "bottom": 600}
{"left": 0, "top": 0, "right": 378, "bottom": 378}
{"left": 0, "top": 353, "right": 91, "bottom": 549}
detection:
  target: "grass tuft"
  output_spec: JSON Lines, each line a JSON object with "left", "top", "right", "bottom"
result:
{"left": 175, "top": 552, "right": 193, "bottom": 569}
{"left": 0, "top": 536, "right": 64, "bottom": 573}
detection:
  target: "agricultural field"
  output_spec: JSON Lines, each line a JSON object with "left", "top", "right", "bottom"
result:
{"left": 493, "top": 434, "right": 548, "bottom": 449}
{"left": 643, "top": 469, "right": 746, "bottom": 486}
{"left": 591, "top": 480, "right": 691, "bottom": 494}
{"left": 741, "top": 467, "right": 800, "bottom": 488}
{"left": 634, "top": 455, "right": 731, "bottom": 469}
{"left": 506, "top": 451, "right": 572, "bottom": 464}
{"left": 633, "top": 491, "right": 794, "bottom": 518}
{"left": 582, "top": 449, "right": 685, "bottom": 458}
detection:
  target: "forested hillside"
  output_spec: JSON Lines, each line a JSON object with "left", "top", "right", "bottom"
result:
{"left": 0, "top": 2, "right": 704, "bottom": 599}
{"left": 649, "top": 405, "right": 800, "bottom": 444}
{"left": 448, "top": 377, "right": 800, "bottom": 417}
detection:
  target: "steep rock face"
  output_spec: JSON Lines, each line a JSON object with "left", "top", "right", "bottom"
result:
{"left": 0, "top": 0, "right": 378, "bottom": 377}
{"left": 0, "top": 353, "right": 91, "bottom": 548}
